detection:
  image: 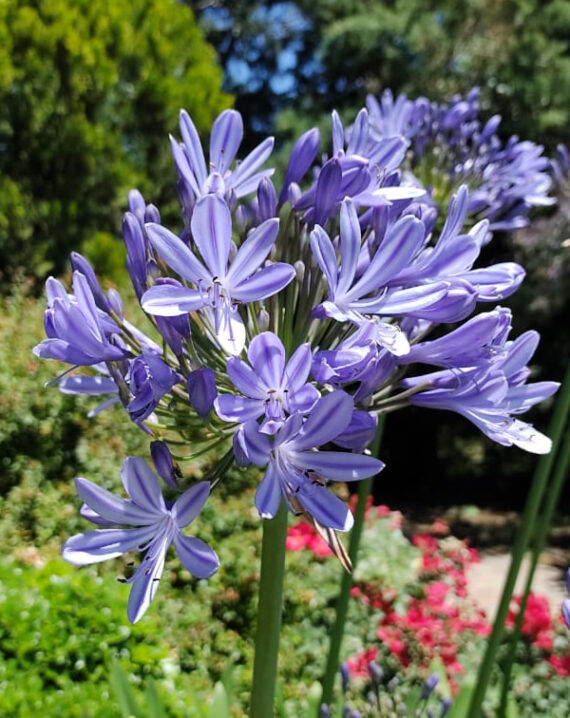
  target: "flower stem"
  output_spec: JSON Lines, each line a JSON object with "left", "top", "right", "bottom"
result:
{"left": 250, "top": 502, "right": 289, "bottom": 718}
{"left": 320, "top": 416, "right": 386, "bottom": 707}
{"left": 466, "top": 365, "right": 570, "bottom": 718}
{"left": 498, "top": 415, "right": 570, "bottom": 715}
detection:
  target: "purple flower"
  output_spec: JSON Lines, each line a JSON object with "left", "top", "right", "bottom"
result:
{"left": 59, "top": 368, "right": 121, "bottom": 418}
{"left": 171, "top": 109, "right": 274, "bottom": 205}
{"left": 62, "top": 457, "right": 219, "bottom": 623}
{"left": 237, "top": 392, "right": 384, "bottom": 529}
{"left": 311, "top": 197, "right": 449, "bottom": 353}
{"left": 403, "top": 330, "right": 559, "bottom": 453}
{"left": 141, "top": 194, "right": 295, "bottom": 354}
{"left": 126, "top": 352, "right": 181, "bottom": 424}
{"left": 215, "top": 332, "right": 319, "bottom": 433}
{"left": 33, "top": 272, "right": 128, "bottom": 366}
{"left": 401, "top": 307, "right": 512, "bottom": 369}
{"left": 366, "top": 87, "right": 554, "bottom": 230}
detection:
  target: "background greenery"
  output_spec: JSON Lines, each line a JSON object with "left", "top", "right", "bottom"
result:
{"left": 0, "top": 0, "right": 230, "bottom": 283}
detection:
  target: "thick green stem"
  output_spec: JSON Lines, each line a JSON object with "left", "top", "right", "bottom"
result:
{"left": 498, "top": 419, "right": 570, "bottom": 715}
{"left": 250, "top": 503, "right": 289, "bottom": 718}
{"left": 320, "top": 417, "right": 386, "bottom": 708}
{"left": 467, "top": 367, "right": 570, "bottom": 718}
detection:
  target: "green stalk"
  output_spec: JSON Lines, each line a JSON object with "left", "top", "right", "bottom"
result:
{"left": 498, "top": 417, "right": 570, "bottom": 715}
{"left": 250, "top": 502, "right": 289, "bottom": 718}
{"left": 467, "top": 366, "right": 570, "bottom": 718}
{"left": 320, "top": 416, "right": 386, "bottom": 708}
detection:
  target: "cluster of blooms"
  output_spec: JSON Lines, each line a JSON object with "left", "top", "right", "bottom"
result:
{"left": 506, "top": 592, "right": 570, "bottom": 677}
{"left": 286, "top": 498, "right": 402, "bottom": 557}
{"left": 321, "top": 663, "right": 451, "bottom": 718}
{"left": 348, "top": 530, "right": 489, "bottom": 687}
{"left": 35, "top": 91, "right": 558, "bottom": 621}
{"left": 368, "top": 87, "right": 555, "bottom": 230}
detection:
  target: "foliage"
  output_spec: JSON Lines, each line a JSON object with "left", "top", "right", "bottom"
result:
{"left": 194, "top": 0, "right": 570, "bottom": 149}
{"left": 0, "top": 0, "right": 230, "bottom": 283}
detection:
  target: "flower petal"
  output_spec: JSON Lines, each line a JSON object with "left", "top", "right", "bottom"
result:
{"left": 121, "top": 458, "right": 166, "bottom": 514}
{"left": 173, "top": 534, "right": 220, "bottom": 579}
{"left": 214, "top": 395, "right": 264, "bottom": 423}
{"left": 191, "top": 194, "right": 232, "bottom": 278}
{"left": 179, "top": 110, "right": 208, "bottom": 188}
{"left": 127, "top": 532, "right": 169, "bottom": 623}
{"left": 231, "top": 137, "right": 274, "bottom": 187}
{"left": 248, "top": 332, "right": 285, "bottom": 388}
{"left": 231, "top": 263, "right": 295, "bottom": 303}
{"left": 226, "top": 218, "right": 279, "bottom": 287}
{"left": 145, "top": 223, "right": 210, "bottom": 283}
{"left": 210, "top": 109, "right": 243, "bottom": 174}
{"left": 62, "top": 525, "right": 157, "bottom": 565}
{"left": 294, "top": 450, "right": 385, "bottom": 481}
{"left": 292, "top": 392, "right": 353, "bottom": 450}
{"left": 240, "top": 421, "right": 271, "bottom": 466}
{"left": 310, "top": 225, "right": 338, "bottom": 293}
{"left": 75, "top": 477, "right": 158, "bottom": 526}
{"left": 141, "top": 285, "right": 204, "bottom": 316}
{"left": 255, "top": 463, "right": 283, "bottom": 519}
{"left": 297, "top": 483, "right": 354, "bottom": 532}
{"left": 283, "top": 343, "right": 313, "bottom": 392}
{"left": 336, "top": 198, "right": 363, "bottom": 296}
{"left": 227, "top": 357, "right": 267, "bottom": 398}
{"left": 172, "top": 481, "right": 210, "bottom": 529}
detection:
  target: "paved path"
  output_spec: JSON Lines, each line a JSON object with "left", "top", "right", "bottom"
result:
{"left": 466, "top": 553, "right": 567, "bottom": 620}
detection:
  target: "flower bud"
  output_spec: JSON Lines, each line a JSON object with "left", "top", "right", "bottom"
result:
{"left": 187, "top": 368, "right": 217, "bottom": 418}
{"left": 257, "top": 309, "right": 270, "bottom": 332}
{"left": 150, "top": 441, "right": 178, "bottom": 488}
{"left": 145, "top": 203, "right": 161, "bottom": 224}
{"left": 368, "top": 661, "right": 383, "bottom": 685}
{"left": 107, "top": 288, "right": 124, "bottom": 320}
{"left": 421, "top": 673, "right": 439, "bottom": 700}
{"left": 294, "top": 260, "right": 305, "bottom": 283}
{"left": 340, "top": 662, "right": 349, "bottom": 694}
{"left": 257, "top": 177, "right": 277, "bottom": 220}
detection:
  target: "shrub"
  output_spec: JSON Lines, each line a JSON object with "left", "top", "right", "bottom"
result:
{"left": 0, "top": 0, "right": 231, "bottom": 284}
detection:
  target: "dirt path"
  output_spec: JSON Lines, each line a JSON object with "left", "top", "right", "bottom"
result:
{"left": 467, "top": 553, "right": 567, "bottom": 620}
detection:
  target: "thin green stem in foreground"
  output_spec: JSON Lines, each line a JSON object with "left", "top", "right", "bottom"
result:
{"left": 320, "top": 416, "right": 386, "bottom": 708}
{"left": 498, "top": 418, "right": 570, "bottom": 715}
{"left": 250, "top": 502, "right": 289, "bottom": 718}
{"left": 466, "top": 366, "right": 570, "bottom": 718}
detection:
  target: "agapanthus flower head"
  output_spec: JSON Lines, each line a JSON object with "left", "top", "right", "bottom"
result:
{"left": 366, "top": 87, "right": 554, "bottom": 230}
{"left": 34, "top": 91, "right": 559, "bottom": 621}
{"left": 63, "top": 457, "right": 219, "bottom": 623}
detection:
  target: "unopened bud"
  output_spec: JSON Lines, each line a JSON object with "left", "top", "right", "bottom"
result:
{"left": 144, "top": 204, "right": 161, "bottom": 224}
{"left": 340, "top": 662, "right": 349, "bottom": 694}
{"left": 294, "top": 260, "right": 305, "bottom": 282}
{"left": 257, "top": 309, "right": 270, "bottom": 332}
{"left": 150, "top": 441, "right": 178, "bottom": 488}
{"left": 187, "top": 368, "right": 217, "bottom": 419}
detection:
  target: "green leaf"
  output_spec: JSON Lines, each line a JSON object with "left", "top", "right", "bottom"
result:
{"left": 447, "top": 682, "right": 475, "bottom": 718}
{"left": 111, "top": 660, "right": 141, "bottom": 718}
{"left": 208, "top": 681, "right": 230, "bottom": 718}
{"left": 145, "top": 679, "right": 167, "bottom": 718}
